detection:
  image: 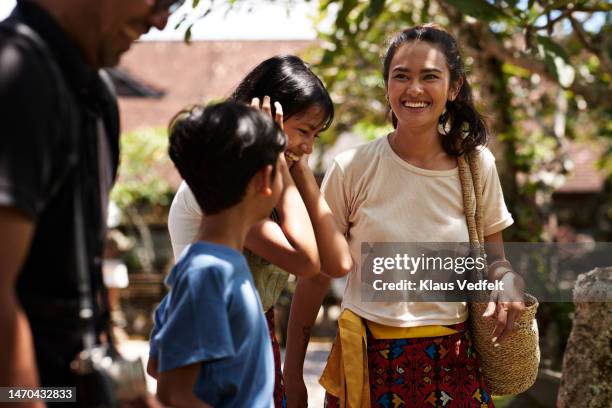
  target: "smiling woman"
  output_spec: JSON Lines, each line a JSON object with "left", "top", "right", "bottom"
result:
{"left": 285, "top": 25, "right": 522, "bottom": 408}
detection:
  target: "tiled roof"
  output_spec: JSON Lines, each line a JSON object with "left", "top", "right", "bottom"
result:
{"left": 116, "top": 40, "right": 314, "bottom": 133}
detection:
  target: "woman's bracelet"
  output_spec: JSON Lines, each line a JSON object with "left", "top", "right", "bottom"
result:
{"left": 487, "top": 259, "right": 521, "bottom": 281}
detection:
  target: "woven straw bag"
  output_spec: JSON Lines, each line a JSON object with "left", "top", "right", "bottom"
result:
{"left": 458, "top": 151, "right": 540, "bottom": 396}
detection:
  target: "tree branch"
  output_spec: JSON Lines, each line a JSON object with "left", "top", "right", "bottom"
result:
{"left": 568, "top": 15, "right": 598, "bottom": 53}
{"left": 517, "top": 0, "right": 608, "bottom": 14}
{"left": 438, "top": 1, "right": 612, "bottom": 110}
{"left": 562, "top": 4, "right": 612, "bottom": 12}
{"left": 532, "top": 9, "right": 572, "bottom": 31}
{"left": 569, "top": 14, "right": 612, "bottom": 77}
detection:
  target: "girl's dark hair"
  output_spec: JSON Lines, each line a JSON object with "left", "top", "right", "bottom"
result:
{"left": 383, "top": 25, "right": 488, "bottom": 156}
{"left": 229, "top": 55, "right": 334, "bottom": 131}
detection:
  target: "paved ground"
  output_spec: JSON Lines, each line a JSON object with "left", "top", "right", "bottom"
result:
{"left": 119, "top": 340, "right": 332, "bottom": 406}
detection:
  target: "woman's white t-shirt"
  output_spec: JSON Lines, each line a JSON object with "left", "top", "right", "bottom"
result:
{"left": 321, "top": 136, "right": 514, "bottom": 327}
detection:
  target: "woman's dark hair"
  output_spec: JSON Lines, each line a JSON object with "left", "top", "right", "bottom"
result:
{"left": 383, "top": 25, "right": 488, "bottom": 156}
{"left": 169, "top": 102, "right": 286, "bottom": 214}
{"left": 229, "top": 54, "right": 334, "bottom": 131}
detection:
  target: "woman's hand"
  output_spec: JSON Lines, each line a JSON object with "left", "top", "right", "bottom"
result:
{"left": 482, "top": 272, "right": 526, "bottom": 345}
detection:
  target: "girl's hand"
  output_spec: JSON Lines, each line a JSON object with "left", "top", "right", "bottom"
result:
{"left": 274, "top": 100, "right": 284, "bottom": 130}
{"left": 284, "top": 151, "right": 299, "bottom": 169}
{"left": 252, "top": 96, "right": 294, "bottom": 168}
{"left": 286, "top": 151, "right": 310, "bottom": 172}
{"left": 291, "top": 153, "right": 310, "bottom": 172}
{"left": 482, "top": 272, "right": 526, "bottom": 345}
{"left": 250, "top": 96, "right": 284, "bottom": 130}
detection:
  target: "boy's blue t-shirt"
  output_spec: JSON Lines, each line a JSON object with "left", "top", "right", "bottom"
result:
{"left": 149, "top": 242, "right": 274, "bottom": 408}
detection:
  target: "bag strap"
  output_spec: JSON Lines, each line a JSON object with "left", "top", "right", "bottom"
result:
{"left": 458, "top": 151, "right": 488, "bottom": 279}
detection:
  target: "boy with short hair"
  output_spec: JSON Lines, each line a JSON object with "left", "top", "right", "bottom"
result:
{"left": 149, "top": 102, "right": 286, "bottom": 407}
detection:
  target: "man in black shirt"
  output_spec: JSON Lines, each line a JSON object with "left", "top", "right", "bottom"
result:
{"left": 0, "top": 0, "right": 182, "bottom": 402}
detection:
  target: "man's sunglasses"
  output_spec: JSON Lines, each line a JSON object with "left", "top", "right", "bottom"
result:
{"left": 153, "top": 0, "right": 186, "bottom": 14}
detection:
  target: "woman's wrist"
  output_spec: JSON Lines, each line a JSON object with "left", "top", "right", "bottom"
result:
{"left": 283, "top": 356, "right": 305, "bottom": 378}
{"left": 290, "top": 163, "right": 317, "bottom": 193}
{"left": 487, "top": 259, "right": 519, "bottom": 282}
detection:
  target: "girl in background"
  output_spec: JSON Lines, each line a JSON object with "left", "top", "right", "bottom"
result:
{"left": 164, "top": 55, "right": 352, "bottom": 407}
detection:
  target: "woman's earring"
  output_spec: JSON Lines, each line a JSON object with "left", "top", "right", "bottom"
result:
{"left": 438, "top": 108, "right": 451, "bottom": 135}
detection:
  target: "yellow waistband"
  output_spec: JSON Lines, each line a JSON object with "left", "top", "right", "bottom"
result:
{"left": 366, "top": 321, "right": 458, "bottom": 339}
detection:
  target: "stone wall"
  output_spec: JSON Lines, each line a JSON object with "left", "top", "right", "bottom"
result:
{"left": 557, "top": 267, "right": 612, "bottom": 407}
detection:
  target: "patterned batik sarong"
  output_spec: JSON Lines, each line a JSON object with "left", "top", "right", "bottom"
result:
{"left": 325, "top": 323, "right": 494, "bottom": 408}
{"left": 265, "top": 308, "right": 287, "bottom": 408}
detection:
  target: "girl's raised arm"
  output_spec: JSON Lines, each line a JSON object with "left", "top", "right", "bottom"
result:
{"left": 289, "top": 155, "right": 353, "bottom": 278}
{"left": 244, "top": 152, "right": 320, "bottom": 277}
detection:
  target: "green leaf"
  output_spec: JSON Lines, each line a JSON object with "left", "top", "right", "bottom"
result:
{"left": 441, "top": 0, "right": 507, "bottom": 22}
{"left": 420, "top": 0, "right": 432, "bottom": 24}
{"left": 192, "top": 0, "right": 201, "bottom": 8}
{"left": 321, "top": 49, "right": 337, "bottom": 66}
{"left": 502, "top": 62, "right": 531, "bottom": 78}
{"left": 365, "top": 0, "right": 385, "bottom": 19}
{"left": 335, "top": 0, "right": 358, "bottom": 31}
{"left": 536, "top": 35, "right": 570, "bottom": 64}
{"left": 184, "top": 25, "right": 193, "bottom": 43}
{"left": 542, "top": 48, "right": 559, "bottom": 82}
{"left": 319, "top": 0, "right": 336, "bottom": 9}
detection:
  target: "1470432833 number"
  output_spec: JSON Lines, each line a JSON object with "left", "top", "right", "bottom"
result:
{"left": 0, "top": 387, "right": 75, "bottom": 402}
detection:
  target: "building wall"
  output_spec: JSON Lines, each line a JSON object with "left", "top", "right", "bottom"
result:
{"left": 117, "top": 40, "right": 315, "bottom": 133}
